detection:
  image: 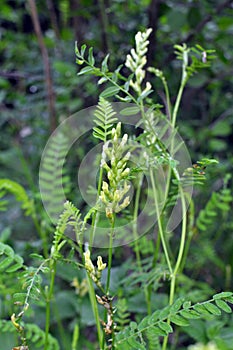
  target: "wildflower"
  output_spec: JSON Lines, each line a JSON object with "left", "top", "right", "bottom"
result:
{"left": 100, "top": 123, "right": 131, "bottom": 219}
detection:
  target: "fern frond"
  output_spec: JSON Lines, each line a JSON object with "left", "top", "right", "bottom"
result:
{"left": 115, "top": 298, "right": 131, "bottom": 331}
{"left": 52, "top": 201, "right": 83, "bottom": 258}
{"left": 196, "top": 185, "right": 232, "bottom": 232}
{"left": 0, "top": 320, "right": 59, "bottom": 350}
{"left": 13, "top": 261, "right": 49, "bottom": 309}
{"left": 39, "top": 132, "right": 71, "bottom": 221}
{"left": 115, "top": 293, "right": 233, "bottom": 348}
{"left": 121, "top": 256, "right": 168, "bottom": 290}
{"left": 0, "top": 242, "right": 24, "bottom": 273}
{"left": 146, "top": 327, "right": 161, "bottom": 350}
{"left": 93, "top": 97, "right": 118, "bottom": 142}
{"left": 0, "top": 179, "right": 33, "bottom": 215}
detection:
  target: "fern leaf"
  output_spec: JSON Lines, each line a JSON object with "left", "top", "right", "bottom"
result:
{"left": 39, "top": 132, "right": 71, "bottom": 221}
{"left": 52, "top": 201, "right": 83, "bottom": 257}
{"left": 146, "top": 327, "right": 161, "bottom": 350}
{"left": 93, "top": 97, "right": 118, "bottom": 142}
{"left": 0, "top": 179, "right": 33, "bottom": 215}
{"left": 115, "top": 293, "right": 233, "bottom": 347}
{"left": 196, "top": 184, "right": 232, "bottom": 232}
{"left": 0, "top": 242, "right": 24, "bottom": 273}
{"left": 115, "top": 298, "right": 131, "bottom": 331}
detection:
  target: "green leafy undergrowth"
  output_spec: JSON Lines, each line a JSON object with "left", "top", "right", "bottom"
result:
{"left": 115, "top": 292, "right": 233, "bottom": 349}
{"left": 0, "top": 320, "right": 59, "bottom": 350}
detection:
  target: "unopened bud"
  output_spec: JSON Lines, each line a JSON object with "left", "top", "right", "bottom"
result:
{"left": 97, "top": 256, "right": 107, "bottom": 271}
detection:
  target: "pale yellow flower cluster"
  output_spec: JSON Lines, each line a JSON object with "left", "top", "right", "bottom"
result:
{"left": 125, "top": 28, "right": 152, "bottom": 95}
{"left": 84, "top": 249, "right": 106, "bottom": 287}
{"left": 100, "top": 122, "right": 131, "bottom": 220}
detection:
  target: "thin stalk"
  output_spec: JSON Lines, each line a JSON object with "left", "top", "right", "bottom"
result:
{"left": 161, "top": 77, "right": 172, "bottom": 121}
{"left": 172, "top": 187, "right": 187, "bottom": 278}
{"left": 132, "top": 174, "right": 143, "bottom": 271}
{"left": 162, "top": 186, "right": 187, "bottom": 350}
{"left": 87, "top": 274, "right": 103, "bottom": 347}
{"left": 99, "top": 215, "right": 116, "bottom": 350}
{"left": 44, "top": 259, "right": 56, "bottom": 350}
{"left": 89, "top": 167, "right": 104, "bottom": 249}
{"left": 150, "top": 168, "right": 172, "bottom": 275}
{"left": 179, "top": 198, "right": 194, "bottom": 274}
{"left": 133, "top": 176, "right": 153, "bottom": 314}
{"left": 80, "top": 230, "right": 103, "bottom": 349}
{"left": 53, "top": 302, "right": 69, "bottom": 349}
{"left": 171, "top": 50, "right": 188, "bottom": 128}
{"left": 164, "top": 49, "right": 189, "bottom": 202}
{"left": 72, "top": 324, "right": 79, "bottom": 350}
{"left": 106, "top": 214, "right": 116, "bottom": 295}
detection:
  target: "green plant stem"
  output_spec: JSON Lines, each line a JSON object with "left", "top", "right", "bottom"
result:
{"left": 87, "top": 274, "right": 103, "bottom": 348}
{"left": 89, "top": 167, "right": 104, "bottom": 249}
{"left": 44, "top": 259, "right": 56, "bottom": 350}
{"left": 145, "top": 230, "right": 162, "bottom": 315}
{"left": 72, "top": 323, "right": 79, "bottom": 350}
{"left": 106, "top": 214, "right": 116, "bottom": 295}
{"left": 133, "top": 174, "right": 154, "bottom": 314}
{"left": 179, "top": 198, "right": 194, "bottom": 273}
{"left": 53, "top": 301, "right": 69, "bottom": 349}
{"left": 171, "top": 51, "right": 188, "bottom": 129}
{"left": 100, "top": 215, "right": 116, "bottom": 350}
{"left": 164, "top": 49, "right": 188, "bottom": 203}
{"left": 150, "top": 168, "right": 172, "bottom": 275}
{"left": 172, "top": 187, "right": 187, "bottom": 279}
{"left": 162, "top": 186, "right": 187, "bottom": 350}
{"left": 132, "top": 174, "right": 143, "bottom": 271}
{"left": 162, "top": 77, "right": 172, "bottom": 120}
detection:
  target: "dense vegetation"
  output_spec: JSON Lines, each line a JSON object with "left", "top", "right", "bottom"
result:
{"left": 1, "top": 1, "right": 233, "bottom": 349}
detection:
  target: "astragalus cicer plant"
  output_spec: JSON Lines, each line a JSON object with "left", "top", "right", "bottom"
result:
{"left": 0, "top": 28, "right": 232, "bottom": 350}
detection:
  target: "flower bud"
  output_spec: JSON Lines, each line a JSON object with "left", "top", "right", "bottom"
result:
{"left": 97, "top": 256, "right": 107, "bottom": 271}
{"left": 84, "top": 249, "right": 95, "bottom": 274}
{"left": 102, "top": 181, "right": 109, "bottom": 193}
